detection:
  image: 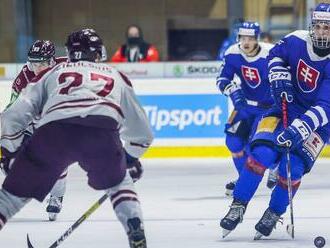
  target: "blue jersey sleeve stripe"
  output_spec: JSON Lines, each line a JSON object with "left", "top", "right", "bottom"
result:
{"left": 313, "top": 106, "right": 329, "bottom": 126}
{"left": 302, "top": 106, "right": 329, "bottom": 131}
{"left": 268, "top": 57, "right": 284, "bottom": 67}
{"left": 304, "top": 109, "right": 320, "bottom": 130}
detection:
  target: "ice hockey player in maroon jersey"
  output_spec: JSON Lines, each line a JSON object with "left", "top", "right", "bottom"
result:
{"left": 0, "top": 29, "right": 153, "bottom": 248}
{"left": 3, "top": 40, "right": 68, "bottom": 221}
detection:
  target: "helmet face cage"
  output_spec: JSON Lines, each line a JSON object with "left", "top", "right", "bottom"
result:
{"left": 66, "top": 28, "right": 105, "bottom": 62}
{"left": 309, "top": 20, "right": 330, "bottom": 49}
{"left": 310, "top": 3, "right": 330, "bottom": 49}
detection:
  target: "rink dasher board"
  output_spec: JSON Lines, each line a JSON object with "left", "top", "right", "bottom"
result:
{"left": 1, "top": 78, "right": 330, "bottom": 158}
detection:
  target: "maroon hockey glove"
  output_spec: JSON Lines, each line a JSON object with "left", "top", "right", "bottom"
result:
{"left": 127, "top": 160, "right": 143, "bottom": 183}
{"left": 0, "top": 147, "right": 15, "bottom": 175}
{"left": 125, "top": 151, "right": 143, "bottom": 182}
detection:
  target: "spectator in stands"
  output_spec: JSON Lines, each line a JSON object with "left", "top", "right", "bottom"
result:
{"left": 217, "top": 18, "right": 244, "bottom": 61}
{"left": 111, "top": 25, "right": 160, "bottom": 62}
{"left": 260, "top": 32, "right": 274, "bottom": 44}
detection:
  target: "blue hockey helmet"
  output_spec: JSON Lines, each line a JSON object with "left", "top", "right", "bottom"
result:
{"left": 310, "top": 3, "right": 330, "bottom": 49}
{"left": 237, "top": 21, "right": 261, "bottom": 40}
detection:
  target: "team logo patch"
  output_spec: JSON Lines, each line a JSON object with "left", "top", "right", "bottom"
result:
{"left": 241, "top": 65, "right": 261, "bottom": 88}
{"left": 296, "top": 59, "right": 320, "bottom": 93}
{"left": 303, "top": 132, "right": 324, "bottom": 161}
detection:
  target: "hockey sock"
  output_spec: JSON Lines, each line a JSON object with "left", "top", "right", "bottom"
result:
{"left": 225, "top": 134, "right": 246, "bottom": 175}
{"left": 233, "top": 151, "right": 247, "bottom": 174}
{"left": 0, "top": 189, "right": 30, "bottom": 229}
{"left": 107, "top": 172, "right": 143, "bottom": 233}
{"left": 49, "top": 171, "right": 67, "bottom": 198}
{"left": 269, "top": 154, "right": 303, "bottom": 215}
{"left": 233, "top": 145, "right": 278, "bottom": 202}
{"left": 269, "top": 183, "right": 299, "bottom": 216}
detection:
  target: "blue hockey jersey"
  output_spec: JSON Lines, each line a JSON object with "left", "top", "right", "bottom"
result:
{"left": 268, "top": 30, "right": 330, "bottom": 133}
{"left": 217, "top": 42, "right": 274, "bottom": 106}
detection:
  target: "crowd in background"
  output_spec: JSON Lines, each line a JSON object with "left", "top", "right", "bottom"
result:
{"left": 108, "top": 20, "right": 273, "bottom": 63}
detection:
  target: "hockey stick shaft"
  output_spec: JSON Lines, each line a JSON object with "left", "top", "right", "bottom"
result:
{"left": 282, "top": 97, "right": 295, "bottom": 239}
{"left": 27, "top": 193, "right": 109, "bottom": 248}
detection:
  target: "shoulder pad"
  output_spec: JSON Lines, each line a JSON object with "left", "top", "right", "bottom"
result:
{"left": 284, "top": 30, "right": 309, "bottom": 40}
{"left": 259, "top": 42, "right": 274, "bottom": 50}
{"left": 30, "top": 63, "right": 62, "bottom": 83}
{"left": 224, "top": 44, "right": 240, "bottom": 56}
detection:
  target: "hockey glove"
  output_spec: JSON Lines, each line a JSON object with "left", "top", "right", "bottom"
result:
{"left": 269, "top": 67, "right": 294, "bottom": 108}
{"left": 222, "top": 82, "right": 247, "bottom": 111}
{"left": 0, "top": 147, "right": 15, "bottom": 175}
{"left": 125, "top": 151, "right": 143, "bottom": 183}
{"left": 276, "top": 119, "right": 312, "bottom": 151}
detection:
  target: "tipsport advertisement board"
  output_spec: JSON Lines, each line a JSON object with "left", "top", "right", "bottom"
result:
{"left": 138, "top": 94, "right": 228, "bottom": 138}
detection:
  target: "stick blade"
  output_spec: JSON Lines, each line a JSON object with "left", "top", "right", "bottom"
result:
{"left": 286, "top": 224, "right": 295, "bottom": 239}
{"left": 27, "top": 234, "right": 35, "bottom": 248}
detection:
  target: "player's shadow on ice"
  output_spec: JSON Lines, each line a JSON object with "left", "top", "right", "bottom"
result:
{"left": 219, "top": 238, "right": 293, "bottom": 242}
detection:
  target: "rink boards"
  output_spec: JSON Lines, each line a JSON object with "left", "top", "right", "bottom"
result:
{"left": 1, "top": 76, "right": 330, "bottom": 158}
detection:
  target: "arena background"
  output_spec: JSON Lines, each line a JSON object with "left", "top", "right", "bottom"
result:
{"left": 0, "top": 0, "right": 329, "bottom": 158}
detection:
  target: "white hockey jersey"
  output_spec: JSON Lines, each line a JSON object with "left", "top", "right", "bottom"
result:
{"left": 1, "top": 61, "right": 153, "bottom": 158}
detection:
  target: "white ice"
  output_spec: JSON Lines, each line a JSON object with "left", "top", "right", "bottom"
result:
{"left": 0, "top": 158, "right": 329, "bottom": 248}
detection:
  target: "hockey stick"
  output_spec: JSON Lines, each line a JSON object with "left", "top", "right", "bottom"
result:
{"left": 27, "top": 193, "right": 109, "bottom": 248}
{"left": 281, "top": 96, "right": 295, "bottom": 239}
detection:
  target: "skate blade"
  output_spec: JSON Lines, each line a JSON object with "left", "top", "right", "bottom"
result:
{"left": 130, "top": 239, "right": 146, "bottom": 248}
{"left": 48, "top": 213, "right": 57, "bottom": 221}
{"left": 225, "top": 189, "right": 233, "bottom": 197}
{"left": 266, "top": 181, "right": 277, "bottom": 189}
{"left": 222, "top": 228, "right": 232, "bottom": 238}
{"left": 254, "top": 232, "right": 263, "bottom": 240}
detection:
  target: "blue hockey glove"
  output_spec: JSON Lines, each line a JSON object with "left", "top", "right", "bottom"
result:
{"left": 221, "top": 82, "right": 247, "bottom": 111}
{"left": 125, "top": 151, "right": 143, "bottom": 182}
{"left": 269, "top": 67, "right": 294, "bottom": 108}
{"left": 276, "top": 119, "right": 312, "bottom": 151}
{"left": 230, "top": 89, "right": 247, "bottom": 111}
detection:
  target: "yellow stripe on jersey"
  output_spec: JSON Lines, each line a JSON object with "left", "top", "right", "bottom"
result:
{"left": 256, "top": 117, "right": 280, "bottom": 134}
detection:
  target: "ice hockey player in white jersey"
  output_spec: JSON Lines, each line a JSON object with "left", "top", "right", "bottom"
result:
{"left": 0, "top": 28, "right": 153, "bottom": 248}
{"left": 3, "top": 39, "right": 69, "bottom": 221}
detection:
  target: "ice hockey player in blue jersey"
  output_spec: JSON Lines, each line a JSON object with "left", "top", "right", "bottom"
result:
{"left": 216, "top": 21, "right": 276, "bottom": 196}
{"left": 220, "top": 2, "right": 330, "bottom": 239}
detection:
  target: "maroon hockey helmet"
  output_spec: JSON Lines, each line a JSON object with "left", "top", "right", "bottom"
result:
{"left": 27, "top": 40, "right": 55, "bottom": 62}
{"left": 65, "top": 28, "right": 106, "bottom": 62}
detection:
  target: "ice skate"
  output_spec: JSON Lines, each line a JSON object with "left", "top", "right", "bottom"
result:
{"left": 127, "top": 217, "right": 147, "bottom": 248}
{"left": 220, "top": 200, "right": 247, "bottom": 238}
{"left": 46, "top": 196, "right": 63, "bottom": 221}
{"left": 266, "top": 168, "right": 278, "bottom": 189}
{"left": 225, "top": 180, "right": 237, "bottom": 197}
{"left": 254, "top": 208, "right": 282, "bottom": 240}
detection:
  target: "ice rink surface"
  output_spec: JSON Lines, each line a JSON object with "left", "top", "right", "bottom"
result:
{"left": 0, "top": 158, "right": 329, "bottom": 248}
